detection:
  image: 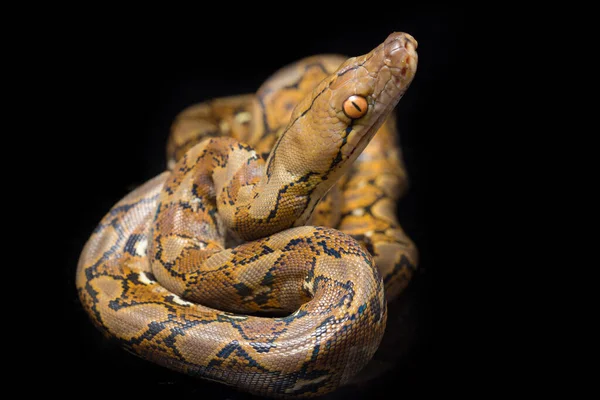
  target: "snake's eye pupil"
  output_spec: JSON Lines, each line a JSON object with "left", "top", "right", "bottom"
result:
{"left": 343, "top": 95, "right": 368, "bottom": 119}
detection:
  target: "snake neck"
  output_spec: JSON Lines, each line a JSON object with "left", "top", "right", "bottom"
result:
{"left": 223, "top": 113, "right": 382, "bottom": 242}
{"left": 219, "top": 136, "right": 344, "bottom": 242}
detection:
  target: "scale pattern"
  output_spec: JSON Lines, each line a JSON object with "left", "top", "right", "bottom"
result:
{"left": 77, "top": 32, "right": 419, "bottom": 398}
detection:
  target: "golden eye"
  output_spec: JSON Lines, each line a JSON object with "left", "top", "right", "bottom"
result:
{"left": 343, "top": 95, "right": 368, "bottom": 119}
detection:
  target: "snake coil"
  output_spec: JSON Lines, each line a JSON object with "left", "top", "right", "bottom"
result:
{"left": 77, "top": 32, "right": 419, "bottom": 398}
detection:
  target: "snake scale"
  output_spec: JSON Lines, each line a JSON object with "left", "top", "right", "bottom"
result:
{"left": 76, "top": 32, "right": 419, "bottom": 398}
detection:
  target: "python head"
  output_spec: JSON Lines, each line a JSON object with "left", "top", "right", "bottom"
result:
{"left": 262, "top": 32, "right": 418, "bottom": 226}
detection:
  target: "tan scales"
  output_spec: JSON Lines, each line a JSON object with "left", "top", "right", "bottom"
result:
{"left": 77, "top": 32, "right": 419, "bottom": 398}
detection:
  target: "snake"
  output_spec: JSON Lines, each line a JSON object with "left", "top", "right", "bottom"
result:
{"left": 76, "top": 32, "right": 419, "bottom": 398}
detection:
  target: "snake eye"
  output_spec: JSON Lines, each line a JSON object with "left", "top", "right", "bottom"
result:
{"left": 343, "top": 95, "right": 368, "bottom": 119}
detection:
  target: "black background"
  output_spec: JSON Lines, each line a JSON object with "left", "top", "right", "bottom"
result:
{"left": 59, "top": 7, "right": 486, "bottom": 398}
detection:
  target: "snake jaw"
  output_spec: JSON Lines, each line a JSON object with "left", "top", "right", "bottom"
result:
{"left": 249, "top": 32, "right": 419, "bottom": 233}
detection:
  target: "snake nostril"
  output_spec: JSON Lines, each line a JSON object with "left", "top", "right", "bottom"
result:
{"left": 384, "top": 33, "right": 418, "bottom": 64}
{"left": 404, "top": 34, "right": 418, "bottom": 50}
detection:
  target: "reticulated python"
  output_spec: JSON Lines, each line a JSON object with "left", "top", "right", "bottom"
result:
{"left": 76, "top": 32, "right": 419, "bottom": 398}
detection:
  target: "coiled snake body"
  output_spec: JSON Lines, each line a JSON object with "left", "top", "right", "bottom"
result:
{"left": 77, "top": 32, "right": 419, "bottom": 398}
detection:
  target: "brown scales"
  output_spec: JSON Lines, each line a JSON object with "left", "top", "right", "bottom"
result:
{"left": 77, "top": 32, "right": 419, "bottom": 398}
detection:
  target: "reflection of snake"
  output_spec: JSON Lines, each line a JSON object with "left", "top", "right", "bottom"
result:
{"left": 76, "top": 32, "right": 419, "bottom": 398}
